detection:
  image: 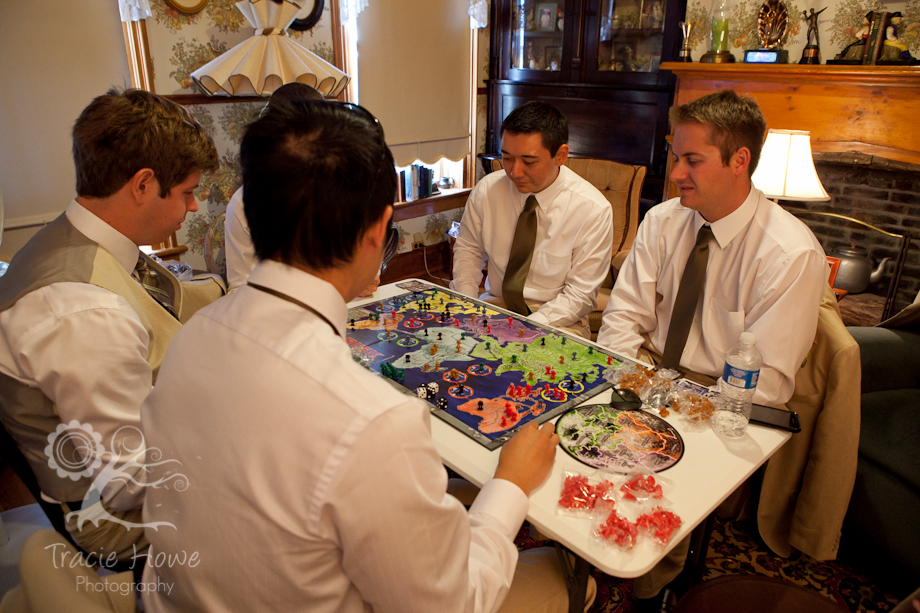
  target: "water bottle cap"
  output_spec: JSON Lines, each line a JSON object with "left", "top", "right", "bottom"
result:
{"left": 740, "top": 332, "right": 756, "bottom": 345}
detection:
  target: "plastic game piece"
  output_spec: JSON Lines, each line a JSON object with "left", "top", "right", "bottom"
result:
{"left": 511, "top": 355, "right": 517, "bottom": 363}
{"left": 561, "top": 337, "right": 566, "bottom": 345}
{"left": 589, "top": 347, "right": 593, "bottom": 354}
{"left": 349, "top": 318, "right": 355, "bottom": 326}
{"left": 437, "top": 332, "right": 442, "bottom": 340}
{"left": 508, "top": 383, "right": 515, "bottom": 396}
{"left": 431, "top": 346, "right": 437, "bottom": 356}
{"left": 545, "top": 366, "right": 552, "bottom": 375}
{"left": 541, "top": 338, "right": 546, "bottom": 346}
{"left": 487, "top": 325, "right": 491, "bottom": 334}
{"left": 607, "top": 356, "right": 613, "bottom": 365}
{"left": 516, "top": 386, "right": 524, "bottom": 396}
{"left": 519, "top": 329, "right": 525, "bottom": 338}
{"left": 544, "top": 384, "right": 551, "bottom": 391}
{"left": 508, "top": 317, "right": 513, "bottom": 326}
{"left": 435, "top": 361, "right": 440, "bottom": 370}
{"left": 573, "top": 351, "right": 578, "bottom": 359}
{"left": 423, "top": 363, "right": 429, "bottom": 372}
{"left": 486, "top": 342, "right": 491, "bottom": 350}
{"left": 405, "top": 355, "right": 410, "bottom": 364}
{"left": 461, "top": 332, "right": 466, "bottom": 340}
{"left": 559, "top": 355, "right": 565, "bottom": 365}
{"left": 477, "top": 400, "right": 484, "bottom": 411}
{"left": 424, "top": 329, "right": 429, "bottom": 337}
{"left": 523, "top": 344, "right": 527, "bottom": 352}
{"left": 550, "top": 370, "right": 556, "bottom": 380}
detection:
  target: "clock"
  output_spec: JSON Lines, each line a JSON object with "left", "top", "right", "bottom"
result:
{"left": 744, "top": 49, "right": 789, "bottom": 63}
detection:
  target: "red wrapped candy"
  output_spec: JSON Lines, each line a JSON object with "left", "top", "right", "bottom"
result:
{"left": 620, "top": 474, "right": 664, "bottom": 501}
{"left": 595, "top": 509, "right": 638, "bottom": 549}
{"left": 636, "top": 507, "right": 682, "bottom": 545}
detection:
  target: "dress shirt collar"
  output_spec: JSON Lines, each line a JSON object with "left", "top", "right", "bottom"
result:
{"left": 65, "top": 200, "right": 140, "bottom": 274}
{"left": 696, "top": 185, "right": 759, "bottom": 249}
{"left": 247, "top": 259, "right": 348, "bottom": 338}
{"left": 516, "top": 165, "right": 567, "bottom": 212}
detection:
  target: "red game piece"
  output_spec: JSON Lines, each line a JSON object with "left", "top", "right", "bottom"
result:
{"left": 508, "top": 383, "right": 515, "bottom": 396}
{"left": 550, "top": 370, "right": 556, "bottom": 380}
{"left": 508, "top": 317, "right": 513, "bottom": 326}
{"left": 545, "top": 365, "right": 552, "bottom": 375}
{"left": 487, "top": 325, "right": 492, "bottom": 334}
{"left": 607, "top": 356, "right": 613, "bottom": 365}
{"left": 544, "top": 384, "right": 551, "bottom": 391}
{"left": 525, "top": 384, "right": 532, "bottom": 393}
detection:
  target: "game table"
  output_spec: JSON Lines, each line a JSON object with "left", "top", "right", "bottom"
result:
{"left": 349, "top": 280, "right": 792, "bottom": 611}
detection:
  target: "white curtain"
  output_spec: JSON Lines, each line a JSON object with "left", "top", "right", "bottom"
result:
{"left": 355, "top": 0, "right": 471, "bottom": 166}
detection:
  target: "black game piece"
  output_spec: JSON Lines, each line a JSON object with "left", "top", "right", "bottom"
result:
{"left": 424, "top": 329, "right": 429, "bottom": 337}
{"left": 405, "top": 355, "right": 410, "bottom": 364}
{"left": 438, "top": 332, "right": 443, "bottom": 341}
{"left": 541, "top": 338, "right": 546, "bottom": 346}
{"left": 349, "top": 318, "right": 355, "bottom": 326}
{"left": 561, "top": 337, "right": 566, "bottom": 345}
{"left": 477, "top": 400, "right": 484, "bottom": 411}
{"left": 582, "top": 373, "right": 588, "bottom": 382}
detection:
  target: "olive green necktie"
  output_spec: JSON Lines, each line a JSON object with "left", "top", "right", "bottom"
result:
{"left": 661, "top": 224, "right": 713, "bottom": 369}
{"left": 501, "top": 195, "right": 539, "bottom": 316}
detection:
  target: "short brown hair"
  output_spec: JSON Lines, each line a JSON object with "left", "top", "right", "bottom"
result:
{"left": 668, "top": 90, "right": 767, "bottom": 177}
{"left": 73, "top": 88, "right": 218, "bottom": 198}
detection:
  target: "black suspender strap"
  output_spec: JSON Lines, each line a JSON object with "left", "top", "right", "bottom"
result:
{"left": 246, "top": 282, "right": 341, "bottom": 338}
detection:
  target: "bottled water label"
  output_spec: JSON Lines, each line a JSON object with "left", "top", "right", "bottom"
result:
{"left": 722, "top": 365, "right": 759, "bottom": 390}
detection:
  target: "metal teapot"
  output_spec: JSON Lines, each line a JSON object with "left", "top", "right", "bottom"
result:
{"left": 830, "top": 245, "right": 889, "bottom": 294}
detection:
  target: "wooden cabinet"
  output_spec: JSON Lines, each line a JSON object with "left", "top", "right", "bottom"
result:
{"left": 486, "top": 0, "right": 687, "bottom": 199}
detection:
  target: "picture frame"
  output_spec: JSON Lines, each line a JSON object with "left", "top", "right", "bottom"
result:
{"left": 827, "top": 256, "right": 842, "bottom": 287}
{"left": 544, "top": 46, "right": 563, "bottom": 70}
{"left": 536, "top": 3, "right": 558, "bottom": 31}
{"left": 164, "top": 0, "right": 209, "bottom": 15}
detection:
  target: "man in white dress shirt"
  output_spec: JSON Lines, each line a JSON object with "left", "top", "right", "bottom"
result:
{"left": 451, "top": 101, "right": 614, "bottom": 338}
{"left": 597, "top": 90, "right": 827, "bottom": 607}
{"left": 141, "top": 99, "right": 588, "bottom": 613}
{"left": 0, "top": 89, "right": 219, "bottom": 561}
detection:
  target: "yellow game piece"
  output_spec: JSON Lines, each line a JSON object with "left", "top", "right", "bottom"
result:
{"left": 435, "top": 361, "right": 440, "bottom": 370}
{"left": 431, "top": 346, "right": 437, "bottom": 356}
{"left": 423, "top": 363, "right": 429, "bottom": 372}
{"left": 519, "top": 329, "right": 524, "bottom": 338}
{"left": 559, "top": 355, "right": 565, "bottom": 364}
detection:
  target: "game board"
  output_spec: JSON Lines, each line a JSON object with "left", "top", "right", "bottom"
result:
{"left": 347, "top": 282, "right": 628, "bottom": 450}
{"left": 555, "top": 404, "right": 684, "bottom": 473}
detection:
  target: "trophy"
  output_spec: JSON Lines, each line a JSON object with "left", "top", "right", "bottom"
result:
{"left": 678, "top": 21, "right": 694, "bottom": 61}
{"left": 743, "top": 0, "right": 789, "bottom": 63}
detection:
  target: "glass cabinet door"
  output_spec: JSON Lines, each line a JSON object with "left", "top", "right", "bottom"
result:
{"left": 508, "top": 0, "right": 567, "bottom": 77}
{"left": 595, "top": 0, "right": 666, "bottom": 73}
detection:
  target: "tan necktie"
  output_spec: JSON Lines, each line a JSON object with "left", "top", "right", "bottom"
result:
{"left": 502, "top": 195, "right": 539, "bottom": 315}
{"left": 135, "top": 255, "right": 179, "bottom": 319}
{"left": 661, "top": 224, "right": 713, "bottom": 368}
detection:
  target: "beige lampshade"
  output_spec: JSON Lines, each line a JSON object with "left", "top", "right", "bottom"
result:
{"left": 752, "top": 129, "right": 830, "bottom": 201}
{"left": 191, "top": 0, "right": 349, "bottom": 97}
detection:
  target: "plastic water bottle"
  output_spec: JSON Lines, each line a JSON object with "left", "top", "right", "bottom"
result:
{"left": 713, "top": 332, "right": 762, "bottom": 438}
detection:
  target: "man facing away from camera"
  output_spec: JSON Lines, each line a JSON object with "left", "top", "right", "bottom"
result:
{"left": 141, "top": 99, "right": 595, "bottom": 613}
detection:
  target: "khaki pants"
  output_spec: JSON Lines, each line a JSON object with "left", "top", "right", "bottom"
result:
{"left": 478, "top": 293, "right": 591, "bottom": 340}
{"left": 64, "top": 501, "right": 148, "bottom": 563}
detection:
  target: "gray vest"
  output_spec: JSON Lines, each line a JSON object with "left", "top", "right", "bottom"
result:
{"left": 0, "top": 214, "right": 182, "bottom": 502}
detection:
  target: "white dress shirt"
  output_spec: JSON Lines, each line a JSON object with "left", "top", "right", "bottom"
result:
{"left": 0, "top": 201, "right": 148, "bottom": 509}
{"left": 224, "top": 187, "right": 255, "bottom": 294}
{"left": 597, "top": 187, "right": 828, "bottom": 407}
{"left": 141, "top": 260, "right": 530, "bottom": 613}
{"left": 451, "top": 167, "right": 614, "bottom": 329}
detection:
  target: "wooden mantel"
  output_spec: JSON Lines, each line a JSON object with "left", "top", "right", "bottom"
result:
{"left": 658, "top": 63, "right": 920, "bottom": 199}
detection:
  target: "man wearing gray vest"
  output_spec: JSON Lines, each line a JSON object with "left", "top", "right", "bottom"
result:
{"left": 0, "top": 88, "right": 220, "bottom": 561}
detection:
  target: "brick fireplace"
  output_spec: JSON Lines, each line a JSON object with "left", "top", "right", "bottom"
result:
{"left": 659, "top": 63, "right": 920, "bottom": 322}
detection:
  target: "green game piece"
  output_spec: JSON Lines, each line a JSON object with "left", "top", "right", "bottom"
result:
{"left": 511, "top": 355, "right": 517, "bottom": 363}
{"left": 589, "top": 346, "right": 593, "bottom": 354}
{"left": 461, "top": 332, "right": 466, "bottom": 340}
{"left": 486, "top": 342, "right": 491, "bottom": 350}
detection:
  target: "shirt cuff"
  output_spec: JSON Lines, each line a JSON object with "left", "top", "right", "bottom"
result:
{"left": 527, "top": 310, "right": 550, "bottom": 326}
{"left": 468, "top": 478, "right": 530, "bottom": 538}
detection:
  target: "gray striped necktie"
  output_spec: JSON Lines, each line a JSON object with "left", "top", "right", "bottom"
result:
{"left": 135, "top": 255, "right": 179, "bottom": 319}
{"left": 661, "top": 224, "right": 713, "bottom": 368}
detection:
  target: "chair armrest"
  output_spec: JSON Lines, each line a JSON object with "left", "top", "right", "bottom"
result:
{"left": 847, "top": 326, "right": 920, "bottom": 393}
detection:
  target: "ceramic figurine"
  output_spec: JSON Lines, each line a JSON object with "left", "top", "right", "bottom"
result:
{"left": 881, "top": 12, "right": 914, "bottom": 60}
{"left": 835, "top": 13, "right": 870, "bottom": 60}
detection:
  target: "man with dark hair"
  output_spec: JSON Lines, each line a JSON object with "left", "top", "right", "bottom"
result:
{"left": 225, "top": 82, "right": 382, "bottom": 296}
{"left": 141, "top": 100, "right": 585, "bottom": 612}
{"left": 452, "top": 100, "right": 613, "bottom": 338}
{"left": 0, "top": 88, "right": 221, "bottom": 560}
{"left": 597, "top": 89, "right": 827, "bottom": 607}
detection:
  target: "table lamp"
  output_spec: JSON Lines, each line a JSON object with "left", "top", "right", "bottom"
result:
{"left": 751, "top": 129, "right": 829, "bottom": 201}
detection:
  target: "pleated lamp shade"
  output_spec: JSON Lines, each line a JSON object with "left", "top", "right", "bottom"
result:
{"left": 751, "top": 129, "right": 830, "bottom": 201}
{"left": 191, "top": 0, "right": 349, "bottom": 97}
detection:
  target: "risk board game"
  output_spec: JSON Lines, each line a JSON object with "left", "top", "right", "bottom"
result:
{"left": 346, "top": 282, "right": 627, "bottom": 450}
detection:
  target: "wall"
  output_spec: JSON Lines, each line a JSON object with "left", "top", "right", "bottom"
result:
{"left": 0, "top": 1, "right": 131, "bottom": 261}
{"left": 682, "top": 0, "right": 919, "bottom": 63}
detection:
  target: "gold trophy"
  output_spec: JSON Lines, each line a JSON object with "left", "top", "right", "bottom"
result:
{"left": 678, "top": 21, "right": 694, "bottom": 61}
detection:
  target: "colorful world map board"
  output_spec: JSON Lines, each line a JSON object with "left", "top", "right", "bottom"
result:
{"left": 555, "top": 404, "right": 684, "bottom": 473}
{"left": 346, "top": 282, "right": 627, "bottom": 450}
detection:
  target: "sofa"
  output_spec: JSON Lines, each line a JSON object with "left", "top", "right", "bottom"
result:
{"left": 842, "top": 326, "right": 920, "bottom": 598}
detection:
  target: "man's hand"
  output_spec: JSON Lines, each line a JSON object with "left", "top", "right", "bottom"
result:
{"left": 493, "top": 421, "right": 559, "bottom": 497}
{"left": 358, "top": 275, "right": 380, "bottom": 298}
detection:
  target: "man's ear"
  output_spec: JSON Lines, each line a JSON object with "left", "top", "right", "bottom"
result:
{"left": 365, "top": 205, "right": 393, "bottom": 249}
{"left": 731, "top": 147, "right": 751, "bottom": 177}
{"left": 129, "top": 168, "right": 158, "bottom": 204}
{"left": 554, "top": 143, "right": 570, "bottom": 166}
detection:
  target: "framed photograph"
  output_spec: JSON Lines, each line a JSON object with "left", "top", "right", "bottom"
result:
{"left": 544, "top": 46, "right": 563, "bottom": 70}
{"left": 536, "top": 3, "right": 558, "bottom": 31}
{"left": 164, "top": 0, "right": 209, "bottom": 15}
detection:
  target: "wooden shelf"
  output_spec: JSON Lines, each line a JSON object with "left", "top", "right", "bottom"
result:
{"left": 393, "top": 189, "right": 470, "bottom": 222}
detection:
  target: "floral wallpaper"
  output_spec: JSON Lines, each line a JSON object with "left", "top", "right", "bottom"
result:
{"left": 682, "top": 0, "right": 919, "bottom": 60}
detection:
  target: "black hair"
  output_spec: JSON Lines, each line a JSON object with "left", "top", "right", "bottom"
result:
{"left": 241, "top": 100, "right": 397, "bottom": 269}
{"left": 500, "top": 101, "right": 569, "bottom": 156}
